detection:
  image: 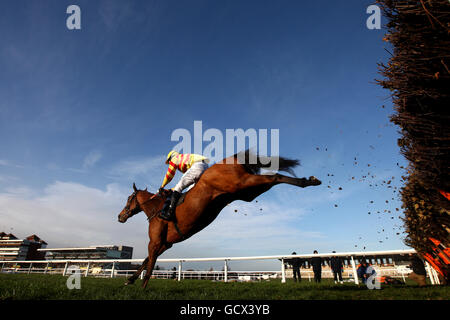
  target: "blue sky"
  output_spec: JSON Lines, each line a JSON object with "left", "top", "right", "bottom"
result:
{"left": 0, "top": 1, "right": 409, "bottom": 270}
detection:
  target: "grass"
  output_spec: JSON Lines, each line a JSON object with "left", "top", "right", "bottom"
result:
{"left": 0, "top": 274, "right": 449, "bottom": 300}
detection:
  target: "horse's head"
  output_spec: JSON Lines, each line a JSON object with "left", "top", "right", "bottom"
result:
{"left": 118, "top": 183, "right": 143, "bottom": 223}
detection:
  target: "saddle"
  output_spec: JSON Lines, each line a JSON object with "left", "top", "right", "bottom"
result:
{"left": 158, "top": 189, "right": 188, "bottom": 239}
{"left": 159, "top": 190, "right": 187, "bottom": 213}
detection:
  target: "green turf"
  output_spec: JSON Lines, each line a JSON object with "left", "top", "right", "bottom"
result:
{"left": 0, "top": 274, "right": 448, "bottom": 300}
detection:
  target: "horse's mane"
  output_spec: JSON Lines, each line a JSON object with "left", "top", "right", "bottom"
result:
{"left": 233, "top": 149, "right": 300, "bottom": 177}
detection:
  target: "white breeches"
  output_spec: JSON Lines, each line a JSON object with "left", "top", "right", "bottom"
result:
{"left": 173, "top": 161, "right": 209, "bottom": 193}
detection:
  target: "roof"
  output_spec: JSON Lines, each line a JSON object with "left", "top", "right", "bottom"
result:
{"left": 26, "top": 234, "right": 48, "bottom": 245}
{"left": 0, "top": 232, "right": 18, "bottom": 240}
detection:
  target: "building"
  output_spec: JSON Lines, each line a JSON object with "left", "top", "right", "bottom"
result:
{"left": 38, "top": 245, "right": 133, "bottom": 269}
{"left": 0, "top": 232, "right": 48, "bottom": 261}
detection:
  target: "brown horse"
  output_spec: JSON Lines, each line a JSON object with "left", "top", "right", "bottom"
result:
{"left": 117, "top": 151, "right": 321, "bottom": 288}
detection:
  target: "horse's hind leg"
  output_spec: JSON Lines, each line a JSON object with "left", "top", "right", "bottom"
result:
{"left": 244, "top": 173, "right": 321, "bottom": 189}
{"left": 274, "top": 174, "right": 321, "bottom": 188}
{"left": 235, "top": 174, "right": 320, "bottom": 202}
{"left": 125, "top": 257, "right": 148, "bottom": 285}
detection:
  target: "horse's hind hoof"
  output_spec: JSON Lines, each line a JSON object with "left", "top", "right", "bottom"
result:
{"left": 309, "top": 176, "right": 321, "bottom": 185}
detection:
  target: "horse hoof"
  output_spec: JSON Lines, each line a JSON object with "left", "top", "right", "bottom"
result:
{"left": 309, "top": 176, "right": 322, "bottom": 185}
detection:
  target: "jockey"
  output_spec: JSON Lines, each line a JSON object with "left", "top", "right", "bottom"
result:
{"left": 159, "top": 151, "right": 209, "bottom": 220}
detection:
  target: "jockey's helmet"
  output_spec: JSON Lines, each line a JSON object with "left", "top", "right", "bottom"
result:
{"left": 165, "top": 151, "right": 178, "bottom": 164}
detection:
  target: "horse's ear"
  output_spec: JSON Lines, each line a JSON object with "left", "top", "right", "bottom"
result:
{"left": 144, "top": 187, "right": 148, "bottom": 191}
{"left": 133, "top": 183, "right": 137, "bottom": 192}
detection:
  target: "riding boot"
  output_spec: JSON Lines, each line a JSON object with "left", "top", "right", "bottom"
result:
{"left": 160, "top": 191, "right": 181, "bottom": 221}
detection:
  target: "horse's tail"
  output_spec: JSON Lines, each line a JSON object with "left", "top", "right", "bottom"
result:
{"left": 234, "top": 149, "right": 300, "bottom": 177}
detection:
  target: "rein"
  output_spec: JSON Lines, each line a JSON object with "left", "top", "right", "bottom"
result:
{"left": 127, "top": 190, "right": 186, "bottom": 239}
{"left": 142, "top": 193, "right": 162, "bottom": 222}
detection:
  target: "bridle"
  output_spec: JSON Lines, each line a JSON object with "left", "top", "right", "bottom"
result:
{"left": 121, "top": 191, "right": 139, "bottom": 221}
{"left": 121, "top": 191, "right": 162, "bottom": 221}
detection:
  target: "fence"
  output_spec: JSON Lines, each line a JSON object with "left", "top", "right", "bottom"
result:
{"left": 1, "top": 248, "right": 440, "bottom": 284}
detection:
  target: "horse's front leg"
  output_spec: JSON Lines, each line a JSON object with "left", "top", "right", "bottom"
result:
{"left": 142, "top": 220, "right": 169, "bottom": 288}
{"left": 142, "top": 241, "right": 170, "bottom": 288}
{"left": 124, "top": 257, "right": 148, "bottom": 286}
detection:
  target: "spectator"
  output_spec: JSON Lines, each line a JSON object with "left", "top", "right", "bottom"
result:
{"left": 286, "top": 252, "right": 303, "bottom": 282}
{"left": 408, "top": 253, "right": 427, "bottom": 287}
{"left": 330, "top": 251, "right": 344, "bottom": 284}
{"left": 310, "top": 250, "right": 322, "bottom": 283}
{"left": 357, "top": 260, "right": 367, "bottom": 283}
{"left": 357, "top": 260, "right": 375, "bottom": 284}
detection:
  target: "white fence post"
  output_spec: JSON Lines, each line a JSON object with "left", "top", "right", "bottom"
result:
{"left": 178, "top": 261, "right": 182, "bottom": 282}
{"left": 27, "top": 263, "right": 33, "bottom": 274}
{"left": 224, "top": 260, "right": 228, "bottom": 283}
{"left": 111, "top": 262, "right": 115, "bottom": 278}
{"left": 400, "top": 269, "right": 406, "bottom": 283}
{"left": 63, "top": 262, "right": 69, "bottom": 276}
{"left": 1, "top": 262, "right": 4, "bottom": 273}
{"left": 85, "top": 262, "right": 90, "bottom": 277}
{"left": 281, "top": 258, "right": 286, "bottom": 283}
{"left": 44, "top": 262, "right": 49, "bottom": 274}
{"left": 351, "top": 256, "right": 359, "bottom": 285}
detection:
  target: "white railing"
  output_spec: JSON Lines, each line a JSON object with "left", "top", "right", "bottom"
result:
{"left": 1, "top": 249, "right": 426, "bottom": 284}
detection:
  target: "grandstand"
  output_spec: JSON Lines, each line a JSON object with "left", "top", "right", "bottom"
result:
{"left": 38, "top": 245, "right": 133, "bottom": 269}
{"left": 0, "top": 232, "right": 47, "bottom": 261}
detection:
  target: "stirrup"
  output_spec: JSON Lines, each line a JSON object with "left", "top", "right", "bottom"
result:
{"left": 159, "top": 209, "right": 172, "bottom": 221}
